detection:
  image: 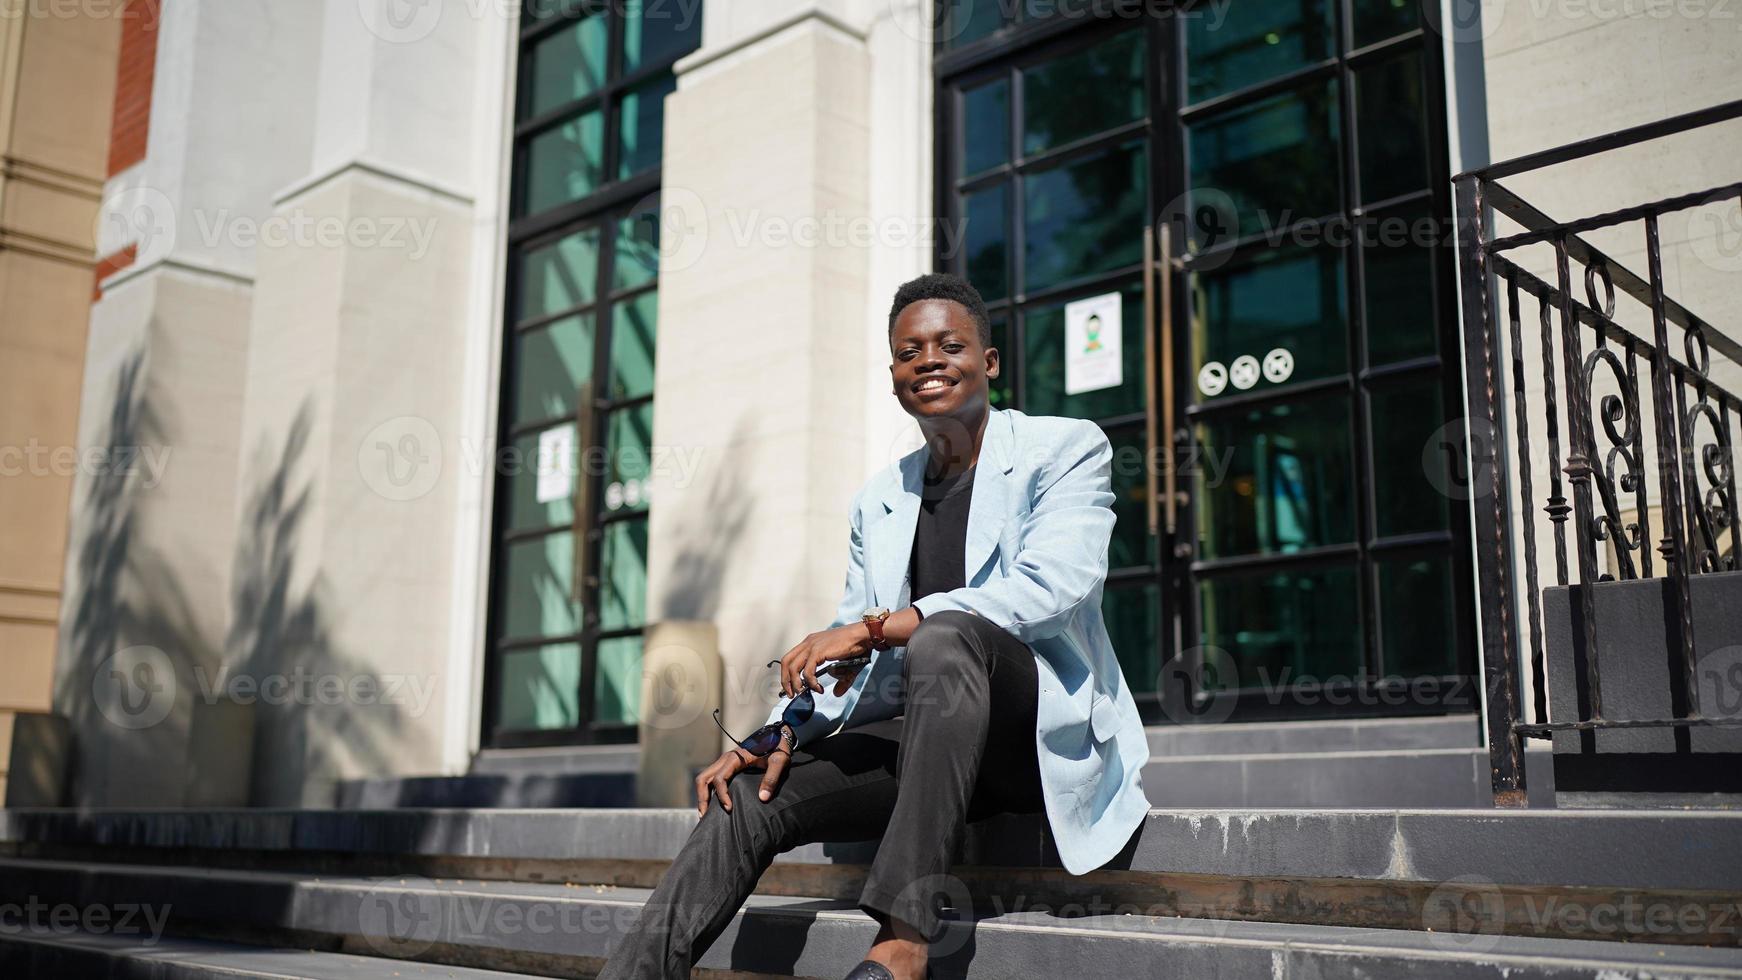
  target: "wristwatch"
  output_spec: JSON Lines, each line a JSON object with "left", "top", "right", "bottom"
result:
{"left": 860, "top": 606, "right": 892, "bottom": 652}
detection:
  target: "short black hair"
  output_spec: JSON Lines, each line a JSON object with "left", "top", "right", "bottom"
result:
{"left": 887, "top": 273, "right": 992, "bottom": 349}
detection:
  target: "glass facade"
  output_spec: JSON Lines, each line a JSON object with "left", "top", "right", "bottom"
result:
{"left": 938, "top": 3, "right": 1472, "bottom": 721}
{"left": 486, "top": 2, "right": 701, "bottom": 746}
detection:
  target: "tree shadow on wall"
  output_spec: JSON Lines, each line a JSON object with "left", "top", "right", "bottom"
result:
{"left": 228, "top": 400, "right": 409, "bottom": 807}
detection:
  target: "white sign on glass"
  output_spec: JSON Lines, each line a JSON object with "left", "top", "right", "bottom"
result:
{"left": 536, "top": 423, "right": 577, "bottom": 503}
{"left": 1063, "top": 291, "right": 1123, "bottom": 396}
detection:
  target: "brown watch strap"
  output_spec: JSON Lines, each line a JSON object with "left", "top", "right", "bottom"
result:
{"left": 863, "top": 616, "right": 889, "bottom": 651}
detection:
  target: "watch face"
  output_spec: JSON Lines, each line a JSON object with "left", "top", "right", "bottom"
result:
{"left": 861, "top": 606, "right": 890, "bottom": 622}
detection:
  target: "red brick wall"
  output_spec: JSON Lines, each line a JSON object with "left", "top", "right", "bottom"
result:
{"left": 93, "top": 243, "right": 139, "bottom": 301}
{"left": 107, "top": 0, "right": 161, "bottom": 177}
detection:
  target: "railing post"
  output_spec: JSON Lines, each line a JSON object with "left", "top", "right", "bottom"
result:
{"left": 1454, "top": 174, "right": 1528, "bottom": 806}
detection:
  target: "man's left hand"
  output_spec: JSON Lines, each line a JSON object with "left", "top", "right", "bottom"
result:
{"left": 776, "top": 624, "right": 872, "bottom": 699}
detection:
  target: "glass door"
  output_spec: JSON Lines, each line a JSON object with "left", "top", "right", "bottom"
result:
{"left": 934, "top": 0, "right": 1475, "bottom": 723}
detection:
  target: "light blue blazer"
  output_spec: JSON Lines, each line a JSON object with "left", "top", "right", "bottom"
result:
{"left": 764, "top": 406, "right": 1151, "bottom": 874}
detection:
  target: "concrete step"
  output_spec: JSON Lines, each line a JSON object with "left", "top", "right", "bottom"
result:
{"left": 8, "top": 805, "right": 1736, "bottom": 892}
{"left": 333, "top": 771, "right": 636, "bottom": 809}
{"left": 2, "top": 859, "right": 1738, "bottom": 979}
{"left": 0, "top": 926, "right": 542, "bottom": 980}
{"left": 1140, "top": 744, "right": 1557, "bottom": 808}
{"left": 1144, "top": 714, "right": 1480, "bottom": 757}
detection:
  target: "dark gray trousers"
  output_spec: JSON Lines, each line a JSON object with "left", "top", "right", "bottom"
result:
{"left": 597, "top": 609, "right": 1046, "bottom": 979}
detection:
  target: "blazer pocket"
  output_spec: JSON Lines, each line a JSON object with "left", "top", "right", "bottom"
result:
{"left": 1089, "top": 691, "right": 1121, "bottom": 743}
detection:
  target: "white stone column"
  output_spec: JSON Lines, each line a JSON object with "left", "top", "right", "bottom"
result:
{"left": 649, "top": 0, "right": 934, "bottom": 742}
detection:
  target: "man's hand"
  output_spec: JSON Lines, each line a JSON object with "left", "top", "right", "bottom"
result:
{"left": 694, "top": 742, "right": 792, "bottom": 816}
{"left": 775, "top": 623, "right": 873, "bottom": 699}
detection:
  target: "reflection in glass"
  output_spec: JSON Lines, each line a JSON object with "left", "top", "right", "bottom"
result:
{"left": 1356, "top": 53, "right": 1426, "bottom": 205}
{"left": 1377, "top": 553, "right": 1456, "bottom": 677}
{"left": 1187, "top": 81, "right": 1339, "bottom": 243}
{"left": 1196, "top": 396, "right": 1355, "bottom": 560}
{"left": 1370, "top": 382, "right": 1450, "bottom": 537}
{"left": 606, "top": 401, "right": 654, "bottom": 507}
{"left": 1192, "top": 245, "right": 1346, "bottom": 393}
{"left": 1022, "top": 30, "right": 1144, "bottom": 155}
{"left": 500, "top": 533, "right": 580, "bottom": 638}
{"left": 610, "top": 294, "right": 658, "bottom": 400}
{"left": 525, "top": 111, "right": 604, "bottom": 215}
{"left": 1353, "top": 0, "right": 1421, "bottom": 48}
{"left": 962, "top": 79, "right": 1010, "bottom": 177}
{"left": 988, "top": 316, "right": 1012, "bottom": 408}
{"left": 1106, "top": 423, "right": 1152, "bottom": 569}
{"left": 600, "top": 518, "right": 648, "bottom": 631}
{"left": 513, "top": 313, "right": 594, "bottom": 426}
{"left": 520, "top": 228, "right": 599, "bottom": 321}
{"left": 595, "top": 635, "right": 644, "bottom": 725}
{"left": 619, "top": 74, "right": 676, "bottom": 179}
{"left": 944, "top": 0, "right": 1005, "bottom": 49}
{"left": 1199, "top": 564, "right": 1362, "bottom": 685}
{"left": 964, "top": 183, "right": 1009, "bottom": 301}
{"left": 1103, "top": 582, "right": 1161, "bottom": 695}
{"left": 622, "top": 3, "right": 703, "bottom": 73}
{"left": 525, "top": 14, "right": 607, "bottom": 117}
{"left": 615, "top": 211, "right": 661, "bottom": 291}
{"left": 497, "top": 643, "right": 580, "bottom": 731}
{"left": 1364, "top": 203, "right": 1439, "bottom": 364}
{"left": 1024, "top": 140, "right": 1146, "bottom": 292}
{"left": 1023, "top": 289, "right": 1143, "bottom": 420}
{"left": 1185, "top": 0, "right": 1334, "bottom": 103}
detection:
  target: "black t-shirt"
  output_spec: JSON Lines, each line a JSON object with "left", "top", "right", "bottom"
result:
{"left": 909, "top": 462, "right": 977, "bottom": 602}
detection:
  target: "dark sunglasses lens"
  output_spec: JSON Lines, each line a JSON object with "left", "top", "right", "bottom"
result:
{"left": 744, "top": 729, "right": 782, "bottom": 755}
{"left": 784, "top": 692, "right": 817, "bottom": 726}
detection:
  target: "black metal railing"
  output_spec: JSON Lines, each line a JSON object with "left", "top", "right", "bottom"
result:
{"left": 1454, "top": 99, "right": 1742, "bottom": 805}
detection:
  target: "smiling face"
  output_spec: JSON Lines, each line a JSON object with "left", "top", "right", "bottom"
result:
{"left": 889, "top": 299, "right": 999, "bottom": 422}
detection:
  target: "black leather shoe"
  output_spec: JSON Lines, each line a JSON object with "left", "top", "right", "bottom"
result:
{"left": 842, "top": 961, "right": 895, "bottom": 980}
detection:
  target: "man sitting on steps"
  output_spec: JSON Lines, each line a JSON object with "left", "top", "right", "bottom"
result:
{"left": 598, "top": 273, "right": 1152, "bottom": 980}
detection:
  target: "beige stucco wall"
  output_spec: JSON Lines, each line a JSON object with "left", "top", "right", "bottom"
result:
{"left": 0, "top": 6, "right": 119, "bottom": 802}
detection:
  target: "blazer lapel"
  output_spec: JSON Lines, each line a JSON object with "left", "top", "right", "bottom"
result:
{"left": 866, "top": 409, "right": 1017, "bottom": 608}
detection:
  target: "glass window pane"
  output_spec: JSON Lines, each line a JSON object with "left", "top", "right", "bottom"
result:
{"left": 524, "top": 110, "right": 604, "bottom": 215}
{"left": 520, "top": 227, "right": 599, "bottom": 322}
{"left": 1022, "top": 30, "right": 1145, "bottom": 155}
{"left": 496, "top": 643, "right": 580, "bottom": 731}
{"left": 1377, "top": 552, "right": 1456, "bottom": 678}
{"left": 1353, "top": 0, "right": 1421, "bottom": 48}
{"left": 962, "top": 79, "right": 1010, "bottom": 177}
{"left": 610, "top": 293, "right": 657, "bottom": 400}
{"left": 963, "top": 183, "right": 1009, "bottom": 301}
{"left": 524, "top": 14, "right": 607, "bottom": 117}
{"left": 1356, "top": 52, "right": 1427, "bottom": 205}
{"left": 622, "top": 4, "right": 702, "bottom": 73}
{"left": 1106, "top": 424, "right": 1152, "bottom": 569}
{"left": 1364, "top": 203, "right": 1439, "bottom": 363}
{"left": 522, "top": 0, "right": 592, "bottom": 22}
{"left": 1196, "top": 395, "right": 1356, "bottom": 560}
{"left": 1022, "top": 287, "right": 1143, "bottom": 420}
{"left": 1023, "top": 140, "right": 1146, "bottom": 293}
{"left": 604, "top": 402, "right": 653, "bottom": 513}
{"left": 988, "top": 314, "right": 1012, "bottom": 408}
{"left": 506, "top": 426, "right": 577, "bottom": 531}
{"left": 615, "top": 211, "right": 661, "bottom": 291}
{"left": 1199, "top": 564, "right": 1362, "bottom": 685}
{"left": 1370, "top": 380, "right": 1451, "bottom": 538}
{"left": 499, "top": 532, "right": 581, "bottom": 639}
{"left": 619, "top": 73, "right": 676, "bottom": 180}
{"left": 595, "top": 635, "right": 644, "bottom": 726}
{"left": 1187, "top": 80, "right": 1340, "bottom": 244}
{"left": 1191, "top": 245, "right": 1346, "bottom": 398}
{"left": 943, "top": 0, "right": 1005, "bottom": 49}
{"left": 600, "top": 517, "right": 647, "bottom": 631}
{"left": 512, "top": 313, "right": 594, "bottom": 426}
{"left": 1103, "top": 582, "right": 1161, "bottom": 695}
{"left": 1185, "top": 0, "right": 1335, "bottom": 104}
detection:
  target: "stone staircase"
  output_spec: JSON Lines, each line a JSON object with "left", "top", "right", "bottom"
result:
{"left": 3, "top": 805, "right": 1738, "bottom": 978}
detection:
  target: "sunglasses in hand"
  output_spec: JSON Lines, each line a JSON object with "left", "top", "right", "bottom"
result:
{"left": 710, "top": 652, "right": 877, "bottom": 757}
